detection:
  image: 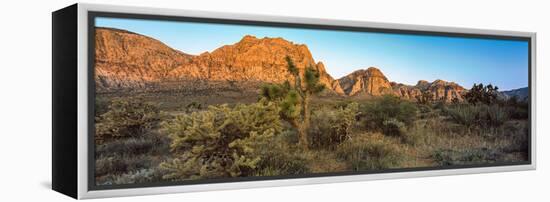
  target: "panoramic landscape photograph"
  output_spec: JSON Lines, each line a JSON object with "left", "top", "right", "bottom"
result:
{"left": 92, "top": 17, "right": 530, "bottom": 186}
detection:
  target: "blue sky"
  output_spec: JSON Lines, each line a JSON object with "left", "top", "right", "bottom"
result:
{"left": 96, "top": 17, "right": 529, "bottom": 90}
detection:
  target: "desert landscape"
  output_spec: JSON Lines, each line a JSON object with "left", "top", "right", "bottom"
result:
{"left": 93, "top": 27, "right": 529, "bottom": 186}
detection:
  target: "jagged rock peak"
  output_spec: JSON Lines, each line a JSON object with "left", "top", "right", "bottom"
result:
{"left": 365, "top": 67, "right": 387, "bottom": 77}
{"left": 164, "top": 34, "right": 344, "bottom": 94}
{"left": 338, "top": 67, "right": 392, "bottom": 96}
{"left": 240, "top": 34, "right": 258, "bottom": 41}
{"left": 416, "top": 80, "right": 429, "bottom": 86}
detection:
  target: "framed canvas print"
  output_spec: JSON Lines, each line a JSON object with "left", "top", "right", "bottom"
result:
{"left": 52, "top": 3, "right": 536, "bottom": 199}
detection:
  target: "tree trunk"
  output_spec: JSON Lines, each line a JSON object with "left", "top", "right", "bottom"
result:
{"left": 298, "top": 95, "right": 310, "bottom": 150}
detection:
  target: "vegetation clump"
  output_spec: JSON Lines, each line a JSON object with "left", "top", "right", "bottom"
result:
{"left": 357, "top": 95, "right": 417, "bottom": 137}
{"left": 94, "top": 63, "right": 530, "bottom": 185}
{"left": 260, "top": 56, "right": 325, "bottom": 149}
{"left": 444, "top": 104, "right": 510, "bottom": 127}
{"left": 159, "top": 101, "right": 282, "bottom": 179}
{"left": 308, "top": 102, "right": 359, "bottom": 149}
{"left": 95, "top": 98, "right": 160, "bottom": 141}
{"left": 464, "top": 83, "right": 499, "bottom": 105}
{"left": 336, "top": 133, "right": 404, "bottom": 170}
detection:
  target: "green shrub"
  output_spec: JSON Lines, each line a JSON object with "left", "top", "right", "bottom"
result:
{"left": 381, "top": 118, "right": 406, "bottom": 137}
{"left": 95, "top": 98, "right": 160, "bottom": 141}
{"left": 260, "top": 82, "right": 289, "bottom": 101}
{"left": 336, "top": 133, "right": 404, "bottom": 170}
{"left": 254, "top": 135, "right": 309, "bottom": 176}
{"left": 309, "top": 102, "right": 358, "bottom": 149}
{"left": 160, "top": 101, "right": 282, "bottom": 180}
{"left": 444, "top": 104, "right": 477, "bottom": 126}
{"left": 486, "top": 105, "right": 510, "bottom": 126}
{"left": 358, "top": 95, "right": 417, "bottom": 136}
{"left": 444, "top": 104, "right": 510, "bottom": 127}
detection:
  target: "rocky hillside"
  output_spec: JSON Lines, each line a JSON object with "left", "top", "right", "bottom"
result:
{"left": 95, "top": 28, "right": 343, "bottom": 94}
{"left": 338, "top": 68, "right": 465, "bottom": 102}
{"left": 95, "top": 27, "right": 471, "bottom": 102}
{"left": 167, "top": 35, "right": 344, "bottom": 94}
{"left": 95, "top": 28, "right": 192, "bottom": 91}
{"left": 337, "top": 67, "right": 392, "bottom": 96}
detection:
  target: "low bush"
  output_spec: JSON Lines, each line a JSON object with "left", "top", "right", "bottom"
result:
{"left": 253, "top": 135, "right": 310, "bottom": 176}
{"left": 308, "top": 102, "right": 358, "bottom": 149}
{"left": 358, "top": 95, "right": 417, "bottom": 136}
{"left": 444, "top": 104, "right": 510, "bottom": 127}
{"left": 95, "top": 98, "right": 160, "bottom": 141}
{"left": 381, "top": 118, "right": 406, "bottom": 137}
{"left": 160, "top": 101, "right": 282, "bottom": 180}
{"left": 336, "top": 133, "right": 404, "bottom": 170}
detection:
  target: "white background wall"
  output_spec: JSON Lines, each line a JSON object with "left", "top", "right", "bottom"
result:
{"left": 0, "top": 0, "right": 547, "bottom": 201}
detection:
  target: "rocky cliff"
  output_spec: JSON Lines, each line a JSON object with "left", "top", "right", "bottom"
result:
{"left": 95, "top": 27, "right": 469, "bottom": 102}
{"left": 420, "top": 79, "right": 465, "bottom": 102}
{"left": 166, "top": 35, "right": 344, "bottom": 94}
{"left": 94, "top": 28, "right": 192, "bottom": 91}
{"left": 95, "top": 29, "right": 343, "bottom": 94}
{"left": 338, "top": 68, "right": 465, "bottom": 102}
{"left": 337, "top": 67, "right": 393, "bottom": 96}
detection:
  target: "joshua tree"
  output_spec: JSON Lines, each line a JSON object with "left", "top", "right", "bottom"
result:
{"left": 416, "top": 90, "right": 434, "bottom": 105}
{"left": 464, "top": 83, "right": 499, "bottom": 105}
{"left": 260, "top": 56, "right": 325, "bottom": 149}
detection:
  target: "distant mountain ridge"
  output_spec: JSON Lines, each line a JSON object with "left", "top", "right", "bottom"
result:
{"left": 94, "top": 27, "right": 523, "bottom": 102}
{"left": 336, "top": 67, "right": 465, "bottom": 102}
{"left": 500, "top": 87, "right": 529, "bottom": 101}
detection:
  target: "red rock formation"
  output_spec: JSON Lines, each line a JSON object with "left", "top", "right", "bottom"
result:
{"left": 337, "top": 67, "right": 393, "bottom": 96}
{"left": 95, "top": 27, "right": 467, "bottom": 102}
{"left": 94, "top": 27, "right": 191, "bottom": 91}
{"left": 338, "top": 68, "right": 465, "bottom": 102}
{"left": 422, "top": 79, "right": 465, "bottom": 102}
{"left": 95, "top": 29, "right": 343, "bottom": 94}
